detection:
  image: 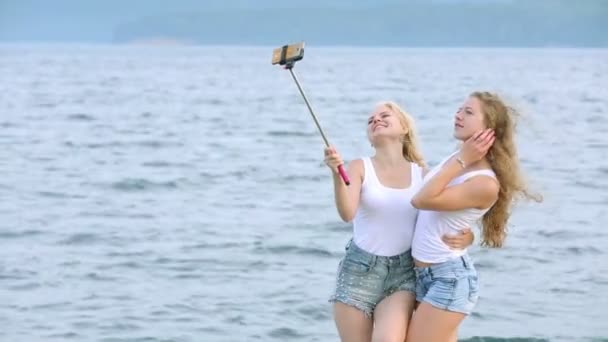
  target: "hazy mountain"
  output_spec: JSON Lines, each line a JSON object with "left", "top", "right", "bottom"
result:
{"left": 1, "top": 0, "right": 607, "bottom": 46}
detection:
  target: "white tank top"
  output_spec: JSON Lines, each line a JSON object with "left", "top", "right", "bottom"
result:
{"left": 352, "top": 157, "right": 423, "bottom": 257}
{"left": 412, "top": 152, "right": 497, "bottom": 263}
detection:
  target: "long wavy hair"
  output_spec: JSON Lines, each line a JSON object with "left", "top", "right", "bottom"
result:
{"left": 472, "top": 92, "right": 542, "bottom": 247}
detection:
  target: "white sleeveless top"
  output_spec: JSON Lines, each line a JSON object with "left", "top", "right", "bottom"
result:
{"left": 412, "top": 152, "right": 497, "bottom": 263}
{"left": 352, "top": 157, "right": 424, "bottom": 256}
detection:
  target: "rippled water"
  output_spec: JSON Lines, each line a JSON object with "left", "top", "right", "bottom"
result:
{"left": 0, "top": 45, "right": 606, "bottom": 341}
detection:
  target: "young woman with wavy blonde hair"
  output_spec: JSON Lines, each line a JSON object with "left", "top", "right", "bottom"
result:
{"left": 407, "top": 92, "right": 542, "bottom": 342}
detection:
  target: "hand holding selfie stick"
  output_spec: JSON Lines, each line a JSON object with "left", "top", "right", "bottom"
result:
{"left": 271, "top": 42, "right": 350, "bottom": 186}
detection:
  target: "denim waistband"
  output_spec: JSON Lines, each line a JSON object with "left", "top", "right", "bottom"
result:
{"left": 414, "top": 254, "right": 475, "bottom": 278}
{"left": 346, "top": 239, "right": 412, "bottom": 265}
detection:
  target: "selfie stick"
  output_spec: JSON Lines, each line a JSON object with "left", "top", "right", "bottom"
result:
{"left": 277, "top": 45, "right": 350, "bottom": 186}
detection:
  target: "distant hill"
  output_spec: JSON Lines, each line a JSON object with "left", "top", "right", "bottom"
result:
{"left": 1, "top": 0, "right": 607, "bottom": 47}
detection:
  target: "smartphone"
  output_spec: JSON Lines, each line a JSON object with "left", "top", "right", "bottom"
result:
{"left": 271, "top": 42, "right": 305, "bottom": 65}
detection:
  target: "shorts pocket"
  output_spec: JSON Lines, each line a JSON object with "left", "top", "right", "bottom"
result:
{"left": 342, "top": 255, "right": 373, "bottom": 275}
{"left": 429, "top": 277, "right": 457, "bottom": 304}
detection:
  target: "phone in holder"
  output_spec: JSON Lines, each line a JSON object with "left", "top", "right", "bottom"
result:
{"left": 271, "top": 42, "right": 305, "bottom": 66}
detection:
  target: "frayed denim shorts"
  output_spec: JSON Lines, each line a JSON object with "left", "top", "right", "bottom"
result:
{"left": 414, "top": 254, "right": 479, "bottom": 315}
{"left": 329, "top": 240, "right": 416, "bottom": 317}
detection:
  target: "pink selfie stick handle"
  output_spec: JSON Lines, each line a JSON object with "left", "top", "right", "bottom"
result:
{"left": 337, "top": 165, "right": 350, "bottom": 186}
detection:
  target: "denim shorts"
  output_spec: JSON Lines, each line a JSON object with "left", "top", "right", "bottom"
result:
{"left": 329, "top": 240, "right": 416, "bottom": 318}
{"left": 414, "top": 254, "right": 479, "bottom": 315}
